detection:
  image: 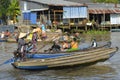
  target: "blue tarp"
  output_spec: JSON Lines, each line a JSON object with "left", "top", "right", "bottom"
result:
{"left": 23, "top": 12, "right": 37, "bottom": 24}
{"left": 23, "top": 12, "right": 31, "bottom": 20}
{"left": 30, "top": 12, "right": 37, "bottom": 24}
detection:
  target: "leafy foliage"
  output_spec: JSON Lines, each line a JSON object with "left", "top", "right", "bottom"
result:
{"left": 84, "top": 30, "right": 109, "bottom": 35}
{"left": 0, "top": 0, "right": 20, "bottom": 24}
{"left": 0, "top": 0, "right": 11, "bottom": 24}
{"left": 91, "top": 0, "right": 119, "bottom": 3}
{"left": 8, "top": 0, "right": 21, "bottom": 23}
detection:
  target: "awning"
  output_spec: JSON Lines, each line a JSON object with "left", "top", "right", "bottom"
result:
{"left": 22, "top": 8, "right": 49, "bottom": 13}
{"left": 30, "top": 8, "right": 49, "bottom": 12}
{"left": 88, "top": 8, "right": 120, "bottom": 14}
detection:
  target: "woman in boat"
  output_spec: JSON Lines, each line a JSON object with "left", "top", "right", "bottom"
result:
{"left": 67, "top": 38, "right": 79, "bottom": 52}
{"left": 49, "top": 40, "right": 61, "bottom": 52}
{"left": 40, "top": 21, "right": 47, "bottom": 40}
{"left": 71, "top": 38, "right": 78, "bottom": 48}
{"left": 61, "top": 40, "right": 70, "bottom": 51}
{"left": 31, "top": 29, "right": 38, "bottom": 53}
{"left": 36, "top": 27, "right": 42, "bottom": 40}
{"left": 74, "top": 32, "right": 81, "bottom": 42}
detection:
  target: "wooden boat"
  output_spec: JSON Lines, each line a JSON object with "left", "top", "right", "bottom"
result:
{"left": 12, "top": 46, "right": 118, "bottom": 70}
{"left": 111, "top": 29, "right": 120, "bottom": 32}
{"left": 0, "top": 38, "right": 7, "bottom": 42}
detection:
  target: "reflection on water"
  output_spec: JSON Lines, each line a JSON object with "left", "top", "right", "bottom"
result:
{"left": 0, "top": 65, "right": 114, "bottom": 80}
{"left": 52, "top": 65, "right": 115, "bottom": 77}
{"left": 0, "top": 43, "right": 5, "bottom": 51}
{"left": 0, "top": 32, "right": 120, "bottom": 80}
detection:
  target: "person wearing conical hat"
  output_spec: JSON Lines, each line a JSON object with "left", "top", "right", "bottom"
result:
{"left": 18, "top": 33, "right": 27, "bottom": 39}
{"left": 18, "top": 33, "right": 27, "bottom": 51}
{"left": 17, "top": 33, "right": 27, "bottom": 60}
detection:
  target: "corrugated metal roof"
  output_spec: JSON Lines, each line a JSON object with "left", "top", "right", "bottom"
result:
{"left": 65, "top": 0, "right": 92, "bottom": 4}
{"left": 25, "top": 0, "right": 85, "bottom": 6}
{"left": 89, "top": 8, "right": 120, "bottom": 14}
{"left": 88, "top": 3, "right": 118, "bottom": 9}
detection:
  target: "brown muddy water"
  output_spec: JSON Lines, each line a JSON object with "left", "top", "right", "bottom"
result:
{"left": 0, "top": 32, "right": 120, "bottom": 80}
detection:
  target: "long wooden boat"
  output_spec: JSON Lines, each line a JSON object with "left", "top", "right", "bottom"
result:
{"left": 12, "top": 46, "right": 118, "bottom": 70}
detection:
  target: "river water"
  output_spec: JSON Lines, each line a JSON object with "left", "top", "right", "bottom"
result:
{"left": 0, "top": 32, "right": 120, "bottom": 80}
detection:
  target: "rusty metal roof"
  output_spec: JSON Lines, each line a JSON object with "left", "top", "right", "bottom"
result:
{"left": 89, "top": 8, "right": 120, "bottom": 14}
{"left": 25, "top": 0, "right": 85, "bottom": 6}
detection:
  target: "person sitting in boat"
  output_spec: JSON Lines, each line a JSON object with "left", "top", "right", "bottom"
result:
{"left": 91, "top": 39, "right": 97, "bottom": 48}
{"left": 49, "top": 40, "right": 61, "bottom": 52}
{"left": 15, "top": 33, "right": 27, "bottom": 61}
{"left": 61, "top": 40, "right": 70, "bottom": 51}
{"left": 31, "top": 29, "right": 38, "bottom": 53}
{"left": 4, "top": 30, "right": 11, "bottom": 39}
{"left": 67, "top": 38, "right": 79, "bottom": 52}
{"left": 40, "top": 21, "right": 47, "bottom": 40}
{"left": 36, "top": 27, "right": 42, "bottom": 40}
{"left": 71, "top": 38, "right": 78, "bottom": 48}
{"left": 74, "top": 32, "right": 80, "bottom": 41}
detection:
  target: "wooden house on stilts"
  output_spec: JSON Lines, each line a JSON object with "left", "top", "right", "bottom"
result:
{"left": 19, "top": 0, "right": 88, "bottom": 32}
{"left": 66, "top": 0, "right": 120, "bottom": 31}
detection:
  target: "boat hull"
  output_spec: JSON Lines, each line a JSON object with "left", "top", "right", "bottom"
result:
{"left": 12, "top": 47, "right": 118, "bottom": 70}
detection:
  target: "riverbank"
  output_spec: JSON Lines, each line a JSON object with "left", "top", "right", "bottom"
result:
{"left": 80, "top": 30, "right": 110, "bottom": 42}
{"left": 5, "top": 28, "right": 111, "bottom": 44}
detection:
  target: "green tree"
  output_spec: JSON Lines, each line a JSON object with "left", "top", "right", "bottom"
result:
{"left": 119, "top": 0, "right": 120, "bottom": 3}
{"left": 0, "top": 0, "right": 11, "bottom": 24}
{"left": 8, "top": 0, "right": 21, "bottom": 24}
{"left": 0, "top": 0, "right": 21, "bottom": 25}
{"left": 92, "top": 0, "right": 119, "bottom": 3}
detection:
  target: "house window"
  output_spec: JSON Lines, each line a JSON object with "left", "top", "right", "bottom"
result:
{"left": 63, "top": 6, "right": 87, "bottom": 18}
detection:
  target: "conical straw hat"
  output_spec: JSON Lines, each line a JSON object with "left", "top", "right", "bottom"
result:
{"left": 19, "top": 33, "right": 27, "bottom": 38}
{"left": 32, "top": 29, "right": 37, "bottom": 33}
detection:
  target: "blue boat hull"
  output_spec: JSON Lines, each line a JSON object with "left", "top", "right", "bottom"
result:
{"left": 12, "top": 64, "right": 48, "bottom": 70}
{"left": 26, "top": 53, "right": 71, "bottom": 59}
